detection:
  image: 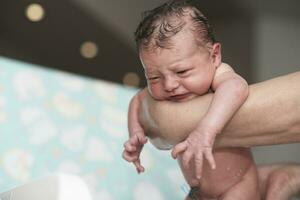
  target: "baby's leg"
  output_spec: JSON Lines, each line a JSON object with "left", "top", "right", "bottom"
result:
{"left": 220, "top": 164, "right": 260, "bottom": 200}
{"left": 258, "top": 163, "right": 300, "bottom": 200}
{"left": 185, "top": 163, "right": 300, "bottom": 200}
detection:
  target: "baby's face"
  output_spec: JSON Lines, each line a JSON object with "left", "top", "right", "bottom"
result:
{"left": 140, "top": 30, "right": 221, "bottom": 102}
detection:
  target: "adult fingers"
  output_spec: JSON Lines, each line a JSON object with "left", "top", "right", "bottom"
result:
{"left": 171, "top": 141, "right": 188, "bottom": 159}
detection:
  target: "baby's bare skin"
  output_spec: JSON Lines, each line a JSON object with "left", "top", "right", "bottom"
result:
{"left": 138, "top": 72, "right": 300, "bottom": 199}
{"left": 124, "top": 2, "right": 251, "bottom": 187}
{"left": 140, "top": 92, "right": 260, "bottom": 199}
{"left": 180, "top": 147, "right": 259, "bottom": 199}
{"left": 124, "top": 1, "right": 300, "bottom": 198}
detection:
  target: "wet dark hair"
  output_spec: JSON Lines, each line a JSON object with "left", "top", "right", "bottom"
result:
{"left": 134, "top": 0, "right": 217, "bottom": 51}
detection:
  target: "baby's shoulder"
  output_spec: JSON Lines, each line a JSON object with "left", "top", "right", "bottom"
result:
{"left": 215, "top": 63, "right": 235, "bottom": 76}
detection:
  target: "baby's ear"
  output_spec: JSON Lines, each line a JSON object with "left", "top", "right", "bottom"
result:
{"left": 211, "top": 43, "right": 222, "bottom": 67}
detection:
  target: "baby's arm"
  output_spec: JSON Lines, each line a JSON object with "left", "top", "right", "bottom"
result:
{"left": 172, "top": 63, "right": 249, "bottom": 179}
{"left": 205, "top": 63, "right": 249, "bottom": 139}
{"left": 123, "top": 88, "right": 148, "bottom": 173}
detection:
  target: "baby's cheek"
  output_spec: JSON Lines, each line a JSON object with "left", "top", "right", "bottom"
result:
{"left": 148, "top": 84, "right": 163, "bottom": 99}
{"left": 190, "top": 76, "right": 212, "bottom": 94}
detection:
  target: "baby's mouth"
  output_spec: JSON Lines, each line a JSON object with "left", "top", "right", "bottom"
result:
{"left": 168, "top": 93, "right": 193, "bottom": 102}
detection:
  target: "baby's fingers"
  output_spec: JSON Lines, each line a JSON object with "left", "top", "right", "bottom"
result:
{"left": 136, "top": 133, "right": 148, "bottom": 145}
{"left": 122, "top": 150, "right": 138, "bottom": 162}
{"left": 194, "top": 153, "right": 203, "bottom": 180}
{"left": 204, "top": 148, "right": 216, "bottom": 170}
{"left": 134, "top": 159, "right": 145, "bottom": 174}
{"left": 181, "top": 150, "right": 193, "bottom": 170}
{"left": 123, "top": 141, "right": 137, "bottom": 152}
{"left": 171, "top": 141, "right": 188, "bottom": 159}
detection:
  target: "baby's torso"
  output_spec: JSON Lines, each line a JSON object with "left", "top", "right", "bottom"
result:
{"left": 139, "top": 91, "right": 257, "bottom": 197}
{"left": 194, "top": 147, "right": 256, "bottom": 198}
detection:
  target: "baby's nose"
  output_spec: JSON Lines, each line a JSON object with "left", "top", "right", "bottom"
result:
{"left": 164, "top": 77, "right": 179, "bottom": 92}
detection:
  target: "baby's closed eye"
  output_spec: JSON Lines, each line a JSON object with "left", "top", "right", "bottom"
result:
{"left": 147, "top": 76, "right": 160, "bottom": 83}
{"left": 177, "top": 69, "right": 188, "bottom": 74}
{"left": 176, "top": 69, "right": 191, "bottom": 76}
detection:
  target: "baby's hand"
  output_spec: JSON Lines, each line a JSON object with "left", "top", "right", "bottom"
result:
{"left": 122, "top": 132, "right": 148, "bottom": 173}
{"left": 171, "top": 126, "right": 217, "bottom": 180}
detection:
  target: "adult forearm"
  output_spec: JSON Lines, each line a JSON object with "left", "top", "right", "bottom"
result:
{"left": 139, "top": 72, "right": 300, "bottom": 149}
{"left": 217, "top": 71, "right": 300, "bottom": 147}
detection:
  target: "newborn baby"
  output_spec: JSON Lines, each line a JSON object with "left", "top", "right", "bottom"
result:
{"left": 123, "top": 1, "right": 259, "bottom": 199}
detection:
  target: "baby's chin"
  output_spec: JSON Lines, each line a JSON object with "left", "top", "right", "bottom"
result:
{"left": 150, "top": 93, "right": 199, "bottom": 102}
{"left": 167, "top": 93, "right": 199, "bottom": 102}
{"left": 177, "top": 94, "right": 199, "bottom": 102}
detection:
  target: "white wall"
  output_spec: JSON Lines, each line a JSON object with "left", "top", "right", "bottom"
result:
{"left": 251, "top": 9, "right": 300, "bottom": 165}
{"left": 253, "top": 14, "right": 300, "bottom": 82}
{"left": 69, "top": 0, "right": 165, "bottom": 49}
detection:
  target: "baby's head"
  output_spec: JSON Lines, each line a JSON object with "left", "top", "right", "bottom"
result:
{"left": 135, "top": 0, "right": 222, "bottom": 101}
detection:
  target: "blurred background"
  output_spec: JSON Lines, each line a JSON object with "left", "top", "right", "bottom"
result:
{"left": 0, "top": 0, "right": 300, "bottom": 199}
{"left": 1, "top": 0, "right": 299, "bottom": 87}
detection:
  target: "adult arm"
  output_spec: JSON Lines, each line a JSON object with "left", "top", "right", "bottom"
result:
{"left": 139, "top": 71, "right": 300, "bottom": 149}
